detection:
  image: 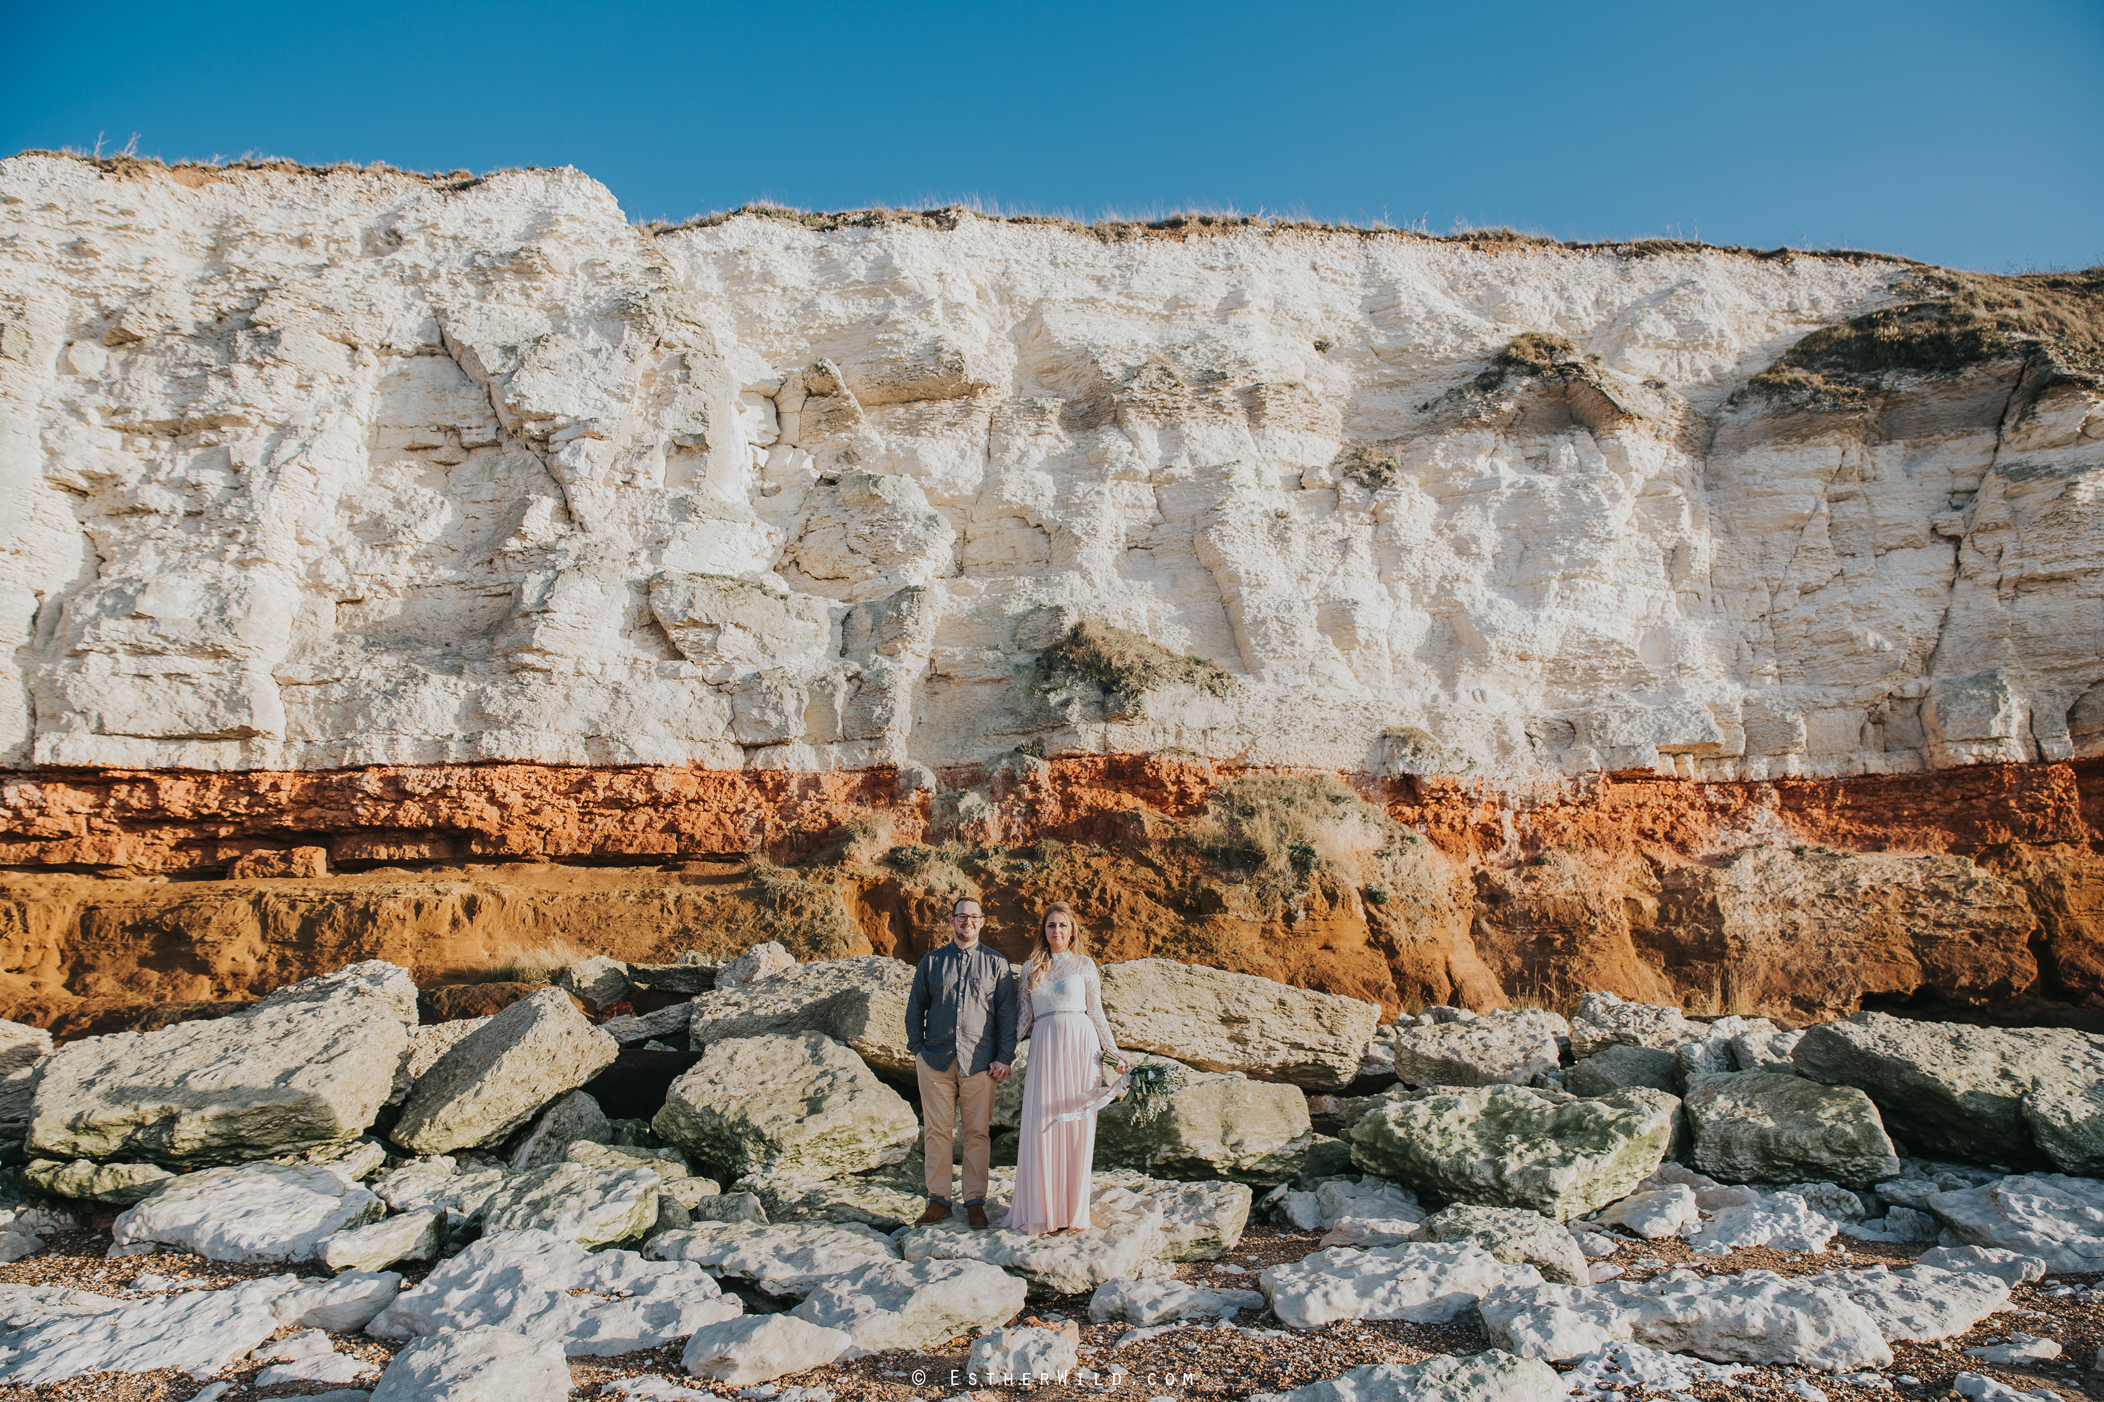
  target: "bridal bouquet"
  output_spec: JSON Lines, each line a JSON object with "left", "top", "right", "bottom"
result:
{"left": 1107, "top": 1052, "right": 1186, "bottom": 1123}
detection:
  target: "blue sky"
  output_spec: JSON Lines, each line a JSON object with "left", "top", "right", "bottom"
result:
{"left": 6, "top": 0, "right": 2099, "bottom": 272}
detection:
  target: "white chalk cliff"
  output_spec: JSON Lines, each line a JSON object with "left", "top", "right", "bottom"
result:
{"left": 3, "top": 155, "right": 2099, "bottom": 779}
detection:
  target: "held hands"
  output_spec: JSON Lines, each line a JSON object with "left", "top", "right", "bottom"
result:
{"left": 988, "top": 1062, "right": 1012, "bottom": 1081}
{"left": 1112, "top": 1059, "right": 1131, "bottom": 1076}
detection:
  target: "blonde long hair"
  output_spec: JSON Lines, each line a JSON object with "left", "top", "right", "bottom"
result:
{"left": 1023, "top": 902, "right": 1088, "bottom": 992}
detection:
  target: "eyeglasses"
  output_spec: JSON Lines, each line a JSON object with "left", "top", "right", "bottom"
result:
{"left": 952, "top": 913, "right": 984, "bottom": 923}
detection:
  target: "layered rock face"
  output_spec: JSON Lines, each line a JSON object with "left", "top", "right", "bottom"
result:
{"left": 2, "top": 153, "right": 2101, "bottom": 1026}
{"left": 5, "top": 154, "right": 2098, "bottom": 780}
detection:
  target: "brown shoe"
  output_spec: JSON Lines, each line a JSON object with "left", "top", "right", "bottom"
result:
{"left": 915, "top": 1200, "right": 953, "bottom": 1227}
{"left": 967, "top": 1202, "right": 990, "bottom": 1230}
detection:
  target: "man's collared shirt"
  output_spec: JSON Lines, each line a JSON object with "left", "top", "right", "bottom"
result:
{"left": 905, "top": 940, "right": 1019, "bottom": 1076}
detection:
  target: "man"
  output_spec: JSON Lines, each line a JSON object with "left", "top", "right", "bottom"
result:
{"left": 904, "top": 896, "right": 1018, "bottom": 1228}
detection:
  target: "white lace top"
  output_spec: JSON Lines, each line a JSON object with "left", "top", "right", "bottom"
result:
{"left": 1021, "top": 953, "right": 1119, "bottom": 1057}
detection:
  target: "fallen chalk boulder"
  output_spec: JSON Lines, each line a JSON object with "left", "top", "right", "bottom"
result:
{"left": 392, "top": 988, "right": 617, "bottom": 1155}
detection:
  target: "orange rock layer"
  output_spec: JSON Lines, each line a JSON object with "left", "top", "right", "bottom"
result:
{"left": 1, "top": 755, "right": 2099, "bottom": 1036}
{"left": 7, "top": 754, "right": 2098, "bottom": 872}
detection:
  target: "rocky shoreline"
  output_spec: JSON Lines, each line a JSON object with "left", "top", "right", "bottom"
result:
{"left": 0, "top": 950, "right": 2098, "bottom": 1400}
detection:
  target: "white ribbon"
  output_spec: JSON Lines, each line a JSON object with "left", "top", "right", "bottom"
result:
{"left": 1048, "top": 1072, "right": 1130, "bottom": 1127}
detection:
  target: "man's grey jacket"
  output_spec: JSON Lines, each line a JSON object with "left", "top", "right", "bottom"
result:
{"left": 905, "top": 941, "right": 1019, "bottom": 1076}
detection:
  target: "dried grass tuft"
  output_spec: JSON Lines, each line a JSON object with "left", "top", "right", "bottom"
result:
{"left": 1034, "top": 620, "right": 1234, "bottom": 700}
{"left": 1744, "top": 267, "right": 2104, "bottom": 412}
{"left": 475, "top": 938, "right": 588, "bottom": 985}
{"left": 1183, "top": 774, "right": 1423, "bottom": 903}
{"left": 726, "top": 858, "right": 855, "bottom": 961}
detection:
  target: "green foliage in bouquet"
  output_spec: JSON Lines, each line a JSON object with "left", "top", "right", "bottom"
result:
{"left": 1107, "top": 1052, "right": 1186, "bottom": 1124}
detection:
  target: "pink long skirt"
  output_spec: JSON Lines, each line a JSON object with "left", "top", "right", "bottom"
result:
{"left": 1004, "top": 1012, "right": 1104, "bottom": 1233}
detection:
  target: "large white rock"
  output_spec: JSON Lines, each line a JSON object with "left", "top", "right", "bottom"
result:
{"left": 23, "top": 1157, "right": 174, "bottom": 1205}
{"left": 369, "top": 1328, "right": 572, "bottom": 1402}
{"left": 1072, "top": 1052, "right": 1312, "bottom": 1181}
{"left": 1792, "top": 1013, "right": 2104, "bottom": 1168}
{"left": 0, "top": 1275, "right": 297, "bottom": 1385}
{"left": 900, "top": 1183, "right": 1169, "bottom": 1296}
{"left": 1105, "top": 1174, "right": 1253, "bottom": 1259}
{"left": 1321, "top": 1217, "right": 1423, "bottom": 1247}
{"left": 251, "top": 1327, "right": 337, "bottom": 1365}
{"left": 258, "top": 959, "right": 421, "bottom": 1025}
{"left": 1248, "top": 1350, "right": 1564, "bottom": 1402}
{"left": 752, "top": 1168, "right": 928, "bottom": 1231}
{"left": 654, "top": 1031, "right": 917, "bottom": 1180}
{"left": 366, "top": 1228, "right": 741, "bottom": 1354}
{"left": 1918, "top": 1243, "right": 2047, "bottom": 1284}
{"left": 557, "top": 955, "right": 633, "bottom": 1010}
{"left": 1419, "top": 1203, "right": 1589, "bottom": 1284}
{"left": 681, "top": 1314, "right": 850, "bottom": 1386}
{"left": 27, "top": 962, "right": 415, "bottom": 1167}
{"left": 1926, "top": 1172, "right": 2104, "bottom": 1272}
{"left": 1593, "top": 1185, "right": 1698, "bottom": 1239}
{"left": 1683, "top": 1192, "right": 1838, "bottom": 1254}
{"left": 1556, "top": 1341, "right": 1749, "bottom": 1399}
{"left": 321, "top": 1206, "right": 444, "bottom": 1273}
{"left": 509, "top": 1089, "right": 612, "bottom": 1170}
{"left": 1099, "top": 960, "right": 1380, "bottom": 1092}
{"left": 1683, "top": 1071, "right": 1900, "bottom": 1186}
{"left": 388, "top": 1016, "right": 492, "bottom": 1105}
{"left": 685, "top": 957, "right": 913, "bottom": 1075}
{"left": 602, "top": 1003, "right": 696, "bottom": 1047}
{"left": 1798, "top": 1263, "right": 2009, "bottom": 1342}
{"left": 889, "top": 1164, "right": 1241, "bottom": 1262}
{"left": 479, "top": 1161, "right": 662, "bottom": 1247}
{"left": 1259, "top": 1241, "right": 1545, "bottom": 1328}
{"left": 256, "top": 1350, "right": 381, "bottom": 1386}
{"left": 1391, "top": 1010, "right": 1565, "bottom": 1088}
{"left": 1731, "top": 1028, "right": 1805, "bottom": 1074}
{"left": 1567, "top": 1044, "right": 1683, "bottom": 1097}
{"left": 647, "top": 1219, "right": 902, "bottom": 1296}
{"left": 717, "top": 941, "right": 796, "bottom": 991}
{"left": 1089, "top": 1277, "right": 1268, "bottom": 1325}
{"left": 1350, "top": 1085, "right": 1677, "bottom": 1220}
{"left": 371, "top": 1155, "right": 512, "bottom": 1228}
{"left": 108, "top": 1162, "right": 383, "bottom": 1263}
{"left": 276, "top": 1269, "right": 406, "bottom": 1331}
{"left": 1568, "top": 993, "right": 1699, "bottom": 1061}
{"left": 393, "top": 987, "right": 618, "bottom": 1154}
{"left": 1478, "top": 1270, "right": 1894, "bottom": 1370}
{"left": 789, "top": 1257, "right": 1025, "bottom": 1355}
{"left": 0, "top": 1021, "right": 52, "bottom": 1077}
{"left": 1277, "top": 1175, "right": 1425, "bottom": 1231}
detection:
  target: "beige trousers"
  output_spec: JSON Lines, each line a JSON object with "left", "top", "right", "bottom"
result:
{"left": 916, "top": 1052, "right": 995, "bottom": 1203}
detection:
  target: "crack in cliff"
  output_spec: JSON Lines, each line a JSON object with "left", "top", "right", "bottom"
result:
{"left": 1986, "top": 354, "right": 2031, "bottom": 475}
{"left": 1918, "top": 534, "right": 1968, "bottom": 685}
{"left": 434, "top": 321, "right": 582, "bottom": 532}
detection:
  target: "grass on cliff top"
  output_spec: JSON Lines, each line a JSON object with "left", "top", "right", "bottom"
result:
{"left": 651, "top": 201, "right": 1912, "bottom": 262}
{"left": 1744, "top": 267, "right": 2104, "bottom": 410}
{"left": 1034, "top": 620, "right": 1235, "bottom": 700}
{"left": 25, "top": 152, "right": 1915, "bottom": 266}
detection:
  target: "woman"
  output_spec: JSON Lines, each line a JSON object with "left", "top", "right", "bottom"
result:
{"left": 1004, "top": 902, "right": 1130, "bottom": 1235}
